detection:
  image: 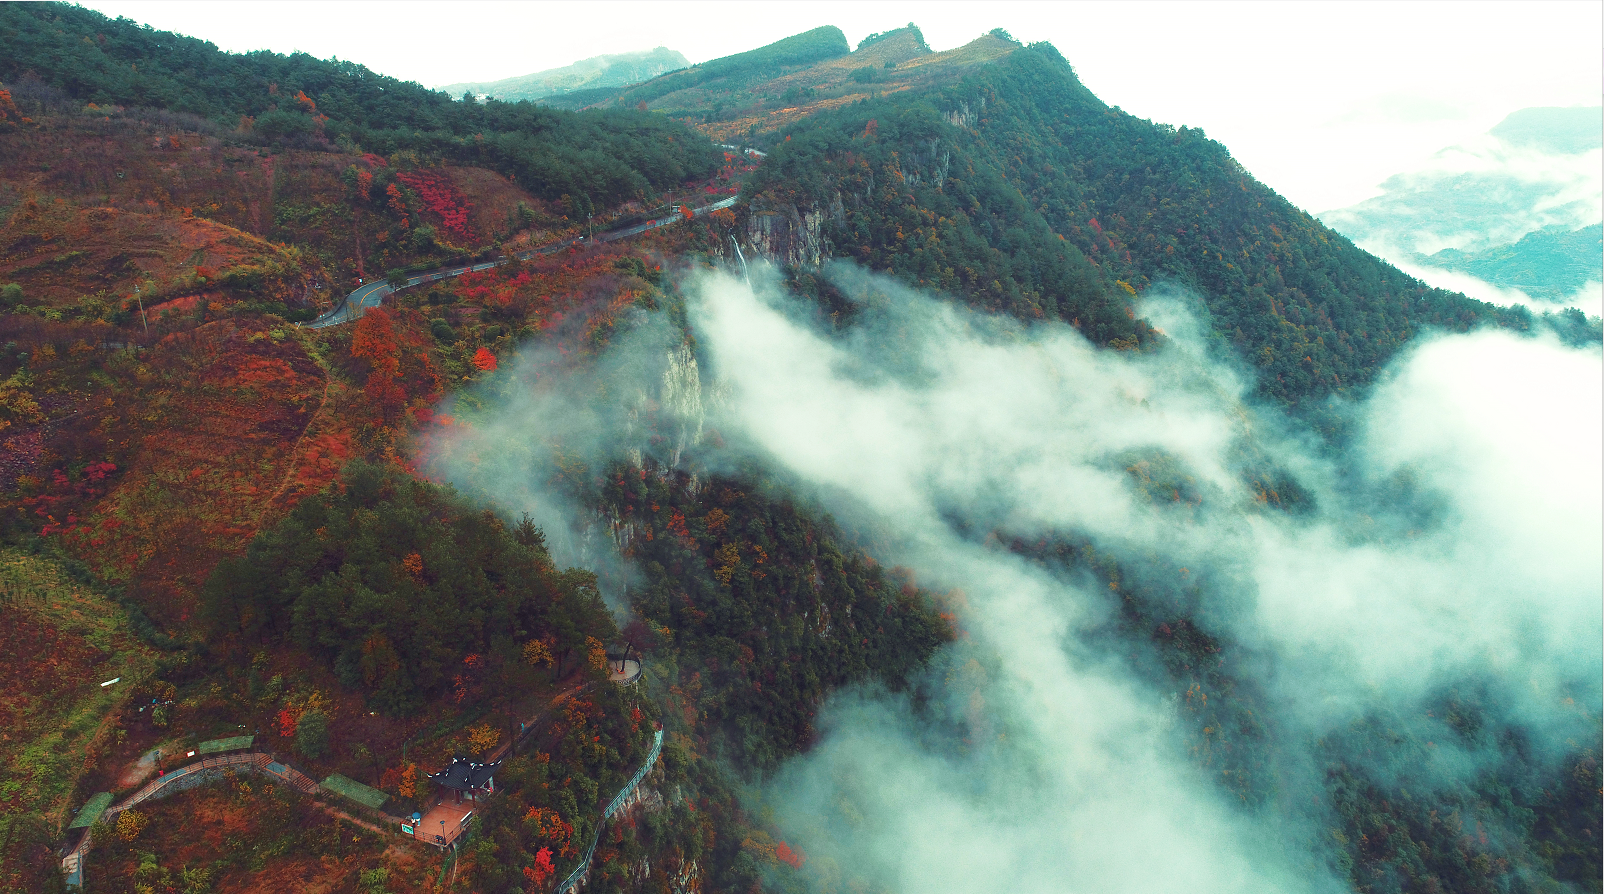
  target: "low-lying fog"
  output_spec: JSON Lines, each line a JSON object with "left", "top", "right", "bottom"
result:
{"left": 429, "top": 261, "right": 1601, "bottom": 893}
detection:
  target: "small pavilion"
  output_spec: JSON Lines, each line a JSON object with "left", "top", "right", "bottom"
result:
{"left": 409, "top": 756, "right": 502, "bottom": 848}
{"left": 427, "top": 756, "right": 501, "bottom": 805}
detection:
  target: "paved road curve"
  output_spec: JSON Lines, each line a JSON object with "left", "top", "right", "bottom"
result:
{"left": 306, "top": 196, "right": 738, "bottom": 329}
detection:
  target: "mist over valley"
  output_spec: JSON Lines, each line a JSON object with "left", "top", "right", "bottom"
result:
{"left": 0, "top": 4, "right": 1597, "bottom": 893}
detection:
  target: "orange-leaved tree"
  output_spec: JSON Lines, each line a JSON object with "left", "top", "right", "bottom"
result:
{"left": 351, "top": 308, "right": 404, "bottom": 420}
{"left": 522, "top": 807, "right": 575, "bottom": 857}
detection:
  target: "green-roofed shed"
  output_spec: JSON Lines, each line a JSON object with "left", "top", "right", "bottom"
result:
{"left": 321, "top": 773, "right": 389, "bottom": 811}
{"left": 195, "top": 735, "right": 254, "bottom": 755}
{"left": 67, "top": 792, "right": 114, "bottom": 830}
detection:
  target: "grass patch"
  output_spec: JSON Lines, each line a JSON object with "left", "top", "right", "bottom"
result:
{"left": 0, "top": 547, "right": 157, "bottom": 887}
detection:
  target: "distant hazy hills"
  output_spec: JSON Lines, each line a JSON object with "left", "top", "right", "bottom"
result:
{"left": 437, "top": 47, "right": 689, "bottom": 103}
{"left": 1321, "top": 106, "right": 1602, "bottom": 306}
{"left": 1420, "top": 223, "right": 1602, "bottom": 303}
{"left": 1321, "top": 107, "right": 1601, "bottom": 255}
{"left": 1489, "top": 106, "right": 1604, "bottom": 155}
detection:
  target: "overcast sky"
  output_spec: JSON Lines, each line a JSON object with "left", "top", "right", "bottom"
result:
{"left": 82, "top": 1, "right": 1602, "bottom": 214}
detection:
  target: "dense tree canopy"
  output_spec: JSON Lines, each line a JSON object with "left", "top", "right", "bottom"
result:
{"left": 747, "top": 42, "right": 1551, "bottom": 412}
{"left": 605, "top": 467, "right": 952, "bottom": 770}
{"left": 203, "top": 461, "right": 616, "bottom": 715}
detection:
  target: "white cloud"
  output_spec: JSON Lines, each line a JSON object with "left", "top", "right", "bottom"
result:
{"left": 681, "top": 265, "right": 1600, "bottom": 892}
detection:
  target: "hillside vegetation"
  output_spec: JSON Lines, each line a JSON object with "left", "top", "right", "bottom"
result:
{"left": 0, "top": 546, "right": 157, "bottom": 892}
{"left": 0, "top": 3, "right": 721, "bottom": 213}
{"left": 0, "top": 10, "right": 1596, "bottom": 894}
{"left": 731, "top": 40, "right": 1566, "bottom": 416}
{"left": 1421, "top": 223, "right": 1603, "bottom": 301}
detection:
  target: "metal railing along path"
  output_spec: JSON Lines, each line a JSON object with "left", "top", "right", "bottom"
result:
{"left": 555, "top": 728, "right": 664, "bottom": 894}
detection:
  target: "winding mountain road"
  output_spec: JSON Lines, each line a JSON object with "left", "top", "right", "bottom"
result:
{"left": 306, "top": 195, "right": 738, "bottom": 329}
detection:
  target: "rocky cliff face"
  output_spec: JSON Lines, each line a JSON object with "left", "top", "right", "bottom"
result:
{"left": 605, "top": 784, "right": 702, "bottom": 894}
{"left": 660, "top": 343, "right": 704, "bottom": 470}
{"left": 944, "top": 94, "right": 985, "bottom": 130}
{"left": 743, "top": 195, "right": 843, "bottom": 269}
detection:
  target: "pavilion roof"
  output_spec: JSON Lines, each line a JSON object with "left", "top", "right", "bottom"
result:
{"left": 428, "top": 756, "right": 501, "bottom": 791}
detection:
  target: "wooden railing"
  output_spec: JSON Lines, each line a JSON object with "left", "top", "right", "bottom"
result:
{"left": 405, "top": 808, "right": 475, "bottom": 849}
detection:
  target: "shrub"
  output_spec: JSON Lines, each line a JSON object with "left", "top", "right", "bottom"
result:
{"left": 115, "top": 809, "right": 148, "bottom": 841}
{"left": 295, "top": 709, "right": 330, "bottom": 759}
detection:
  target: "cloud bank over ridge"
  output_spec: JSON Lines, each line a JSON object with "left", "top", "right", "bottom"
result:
{"left": 688, "top": 264, "right": 1600, "bottom": 892}
{"left": 426, "top": 260, "right": 1601, "bottom": 892}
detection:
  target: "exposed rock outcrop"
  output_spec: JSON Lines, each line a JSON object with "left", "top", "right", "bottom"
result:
{"left": 744, "top": 200, "right": 828, "bottom": 269}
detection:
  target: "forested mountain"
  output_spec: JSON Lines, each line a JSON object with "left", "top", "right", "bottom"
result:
{"left": 0, "top": 3, "right": 720, "bottom": 211}
{"left": 1321, "top": 106, "right": 1603, "bottom": 258}
{"left": 1420, "top": 222, "right": 1603, "bottom": 302}
{"left": 719, "top": 36, "right": 1565, "bottom": 412}
{"left": 0, "top": 9, "right": 1596, "bottom": 894}
{"left": 1309, "top": 106, "right": 1603, "bottom": 312}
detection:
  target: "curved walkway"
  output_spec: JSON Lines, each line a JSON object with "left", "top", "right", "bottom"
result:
{"left": 61, "top": 677, "right": 649, "bottom": 888}
{"left": 306, "top": 196, "right": 738, "bottom": 329}
{"left": 61, "top": 680, "right": 591, "bottom": 888}
{"left": 555, "top": 727, "right": 664, "bottom": 894}
{"left": 62, "top": 750, "right": 323, "bottom": 889}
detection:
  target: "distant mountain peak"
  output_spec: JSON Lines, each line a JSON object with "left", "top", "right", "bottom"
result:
{"left": 1488, "top": 106, "right": 1603, "bottom": 155}
{"left": 437, "top": 47, "right": 690, "bottom": 102}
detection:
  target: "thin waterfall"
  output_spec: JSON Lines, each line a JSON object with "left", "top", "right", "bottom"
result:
{"left": 730, "top": 234, "right": 750, "bottom": 285}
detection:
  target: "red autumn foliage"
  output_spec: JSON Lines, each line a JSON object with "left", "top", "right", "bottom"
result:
{"left": 385, "top": 182, "right": 410, "bottom": 228}
{"left": 351, "top": 308, "right": 400, "bottom": 378}
{"left": 24, "top": 461, "right": 118, "bottom": 538}
{"left": 0, "top": 88, "right": 23, "bottom": 125}
{"left": 396, "top": 169, "right": 475, "bottom": 242}
{"left": 450, "top": 244, "right": 649, "bottom": 344}
{"left": 472, "top": 347, "right": 498, "bottom": 371}
{"left": 352, "top": 308, "right": 405, "bottom": 419}
{"left": 524, "top": 848, "right": 556, "bottom": 887}
{"left": 775, "top": 841, "right": 806, "bottom": 869}
{"left": 522, "top": 808, "right": 575, "bottom": 857}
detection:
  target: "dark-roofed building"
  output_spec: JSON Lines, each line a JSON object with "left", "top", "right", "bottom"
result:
{"left": 428, "top": 756, "right": 502, "bottom": 804}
